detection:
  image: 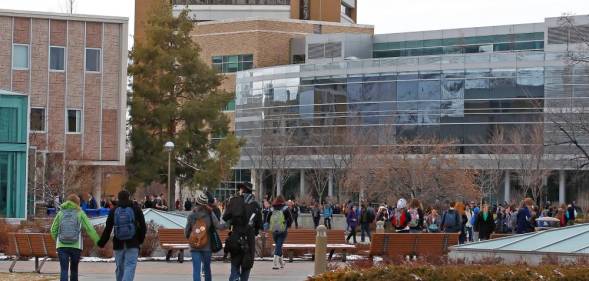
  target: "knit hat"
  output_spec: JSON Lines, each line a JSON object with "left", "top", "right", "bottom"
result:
{"left": 195, "top": 191, "right": 209, "bottom": 206}
{"left": 397, "top": 198, "right": 407, "bottom": 209}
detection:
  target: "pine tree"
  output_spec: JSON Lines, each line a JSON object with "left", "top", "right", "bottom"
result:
{"left": 127, "top": 2, "right": 240, "bottom": 204}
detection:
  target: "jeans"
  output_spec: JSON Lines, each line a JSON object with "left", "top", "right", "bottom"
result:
{"left": 58, "top": 248, "right": 81, "bottom": 281}
{"left": 360, "top": 223, "right": 371, "bottom": 242}
{"left": 346, "top": 226, "right": 357, "bottom": 243}
{"left": 272, "top": 232, "right": 287, "bottom": 257}
{"left": 313, "top": 217, "right": 320, "bottom": 229}
{"left": 229, "top": 263, "right": 251, "bottom": 281}
{"left": 466, "top": 226, "right": 474, "bottom": 242}
{"left": 324, "top": 218, "right": 332, "bottom": 229}
{"left": 191, "top": 250, "right": 212, "bottom": 281}
{"left": 114, "top": 247, "right": 139, "bottom": 281}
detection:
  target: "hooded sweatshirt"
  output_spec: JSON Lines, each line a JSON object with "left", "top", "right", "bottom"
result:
{"left": 50, "top": 200, "right": 100, "bottom": 250}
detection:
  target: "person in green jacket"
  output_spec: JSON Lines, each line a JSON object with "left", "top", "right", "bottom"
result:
{"left": 50, "top": 194, "right": 100, "bottom": 281}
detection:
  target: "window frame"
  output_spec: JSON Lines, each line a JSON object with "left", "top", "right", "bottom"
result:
{"left": 49, "top": 46, "right": 66, "bottom": 72}
{"left": 85, "top": 48, "right": 102, "bottom": 73}
{"left": 12, "top": 44, "right": 30, "bottom": 70}
{"left": 30, "top": 107, "right": 46, "bottom": 133}
{"left": 66, "top": 109, "right": 83, "bottom": 134}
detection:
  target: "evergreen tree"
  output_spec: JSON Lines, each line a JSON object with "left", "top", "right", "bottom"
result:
{"left": 127, "top": 2, "right": 240, "bottom": 203}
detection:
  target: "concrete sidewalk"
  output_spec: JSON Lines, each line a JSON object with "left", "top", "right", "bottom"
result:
{"left": 0, "top": 260, "right": 314, "bottom": 281}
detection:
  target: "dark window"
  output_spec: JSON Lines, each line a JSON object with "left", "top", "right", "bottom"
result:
{"left": 50, "top": 47, "right": 65, "bottom": 71}
{"left": 67, "top": 109, "right": 82, "bottom": 133}
{"left": 85, "top": 49, "right": 101, "bottom": 72}
{"left": 30, "top": 108, "right": 45, "bottom": 132}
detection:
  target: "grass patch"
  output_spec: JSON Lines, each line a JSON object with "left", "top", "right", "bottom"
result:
{"left": 0, "top": 273, "right": 58, "bottom": 281}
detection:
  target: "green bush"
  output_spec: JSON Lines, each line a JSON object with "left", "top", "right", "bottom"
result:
{"left": 308, "top": 265, "right": 589, "bottom": 281}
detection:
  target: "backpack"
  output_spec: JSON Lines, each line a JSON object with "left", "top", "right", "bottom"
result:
{"left": 59, "top": 209, "right": 81, "bottom": 243}
{"left": 442, "top": 211, "right": 459, "bottom": 231}
{"left": 408, "top": 208, "right": 420, "bottom": 228}
{"left": 269, "top": 209, "right": 286, "bottom": 233}
{"left": 114, "top": 207, "right": 136, "bottom": 241}
{"left": 189, "top": 217, "right": 209, "bottom": 249}
{"left": 392, "top": 209, "right": 408, "bottom": 228}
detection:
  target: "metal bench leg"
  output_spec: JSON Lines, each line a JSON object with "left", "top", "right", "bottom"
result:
{"left": 178, "top": 249, "right": 184, "bottom": 263}
{"left": 36, "top": 257, "right": 48, "bottom": 273}
{"left": 34, "top": 257, "right": 39, "bottom": 273}
{"left": 342, "top": 250, "right": 347, "bottom": 262}
{"left": 328, "top": 249, "right": 335, "bottom": 261}
{"left": 9, "top": 258, "right": 18, "bottom": 273}
{"left": 166, "top": 250, "right": 172, "bottom": 262}
{"left": 288, "top": 250, "right": 294, "bottom": 263}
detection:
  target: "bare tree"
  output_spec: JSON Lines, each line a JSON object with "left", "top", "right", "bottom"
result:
{"left": 63, "top": 0, "right": 76, "bottom": 14}
{"left": 477, "top": 127, "right": 510, "bottom": 204}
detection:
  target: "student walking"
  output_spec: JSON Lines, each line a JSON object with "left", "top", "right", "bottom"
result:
{"left": 185, "top": 191, "right": 225, "bottom": 281}
{"left": 98, "top": 190, "right": 147, "bottom": 281}
{"left": 441, "top": 201, "right": 462, "bottom": 233}
{"left": 222, "top": 183, "right": 263, "bottom": 281}
{"left": 50, "top": 194, "right": 100, "bottom": 281}
{"left": 474, "top": 204, "right": 495, "bottom": 240}
{"left": 345, "top": 205, "right": 358, "bottom": 244}
{"left": 323, "top": 203, "right": 333, "bottom": 230}
{"left": 266, "top": 195, "right": 292, "bottom": 270}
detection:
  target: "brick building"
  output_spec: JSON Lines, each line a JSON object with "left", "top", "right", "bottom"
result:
{"left": 0, "top": 10, "right": 128, "bottom": 218}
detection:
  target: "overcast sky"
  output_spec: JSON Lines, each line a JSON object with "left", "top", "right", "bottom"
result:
{"left": 2, "top": 0, "right": 589, "bottom": 44}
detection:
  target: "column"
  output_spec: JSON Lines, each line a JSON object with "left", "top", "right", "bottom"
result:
{"left": 559, "top": 170, "right": 566, "bottom": 205}
{"left": 504, "top": 170, "right": 510, "bottom": 203}
{"left": 93, "top": 166, "right": 102, "bottom": 206}
{"left": 276, "top": 170, "right": 282, "bottom": 196}
{"left": 251, "top": 169, "right": 259, "bottom": 199}
{"left": 328, "top": 172, "right": 334, "bottom": 198}
{"left": 300, "top": 169, "right": 305, "bottom": 199}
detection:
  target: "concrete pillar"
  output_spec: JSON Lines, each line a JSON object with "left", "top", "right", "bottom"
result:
{"left": 314, "top": 225, "right": 327, "bottom": 276}
{"left": 504, "top": 170, "right": 510, "bottom": 203}
{"left": 276, "top": 170, "right": 282, "bottom": 196}
{"left": 299, "top": 169, "right": 305, "bottom": 199}
{"left": 93, "top": 167, "right": 102, "bottom": 206}
{"left": 328, "top": 172, "right": 333, "bottom": 198}
{"left": 559, "top": 170, "right": 566, "bottom": 205}
{"left": 251, "top": 169, "right": 260, "bottom": 199}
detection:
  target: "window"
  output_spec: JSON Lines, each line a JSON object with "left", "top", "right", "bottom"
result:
{"left": 30, "top": 108, "right": 45, "bottom": 132}
{"left": 223, "top": 99, "right": 236, "bottom": 111}
{"left": 212, "top": 54, "right": 253, "bottom": 73}
{"left": 85, "top": 48, "right": 101, "bottom": 72}
{"left": 50, "top": 47, "right": 65, "bottom": 71}
{"left": 67, "top": 109, "right": 82, "bottom": 133}
{"left": 12, "top": 44, "right": 29, "bottom": 69}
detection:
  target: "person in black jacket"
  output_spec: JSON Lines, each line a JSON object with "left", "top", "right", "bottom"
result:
{"left": 98, "top": 190, "right": 147, "bottom": 281}
{"left": 474, "top": 204, "right": 495, "bottom": 241}
{"left": 222, "top": 183, "right": 262, "bottom": 281}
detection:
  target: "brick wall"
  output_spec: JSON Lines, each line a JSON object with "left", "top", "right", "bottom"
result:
{"left": 0, "top": 17, "right": 11, "bottom": 90}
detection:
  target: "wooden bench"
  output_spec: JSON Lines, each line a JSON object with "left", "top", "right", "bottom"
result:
{"left": 368, "top": 233, "right": 459, "bottom": 261}
{"left": 7, "top": 233, "right": 57, "bottom": 273}
{"left": 269, "top": 229, "right": 355, "bottom": 262}
{"left": 490, "top": 233, "right": 513, "bottom": 239}
{"left": 158, "top": 228, "right": 229, "bottom": 263}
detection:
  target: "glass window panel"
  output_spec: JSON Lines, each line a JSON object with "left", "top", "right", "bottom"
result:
{"left": 441, "top": 79, "right": 465, "bottom": 117}
{"left": 49, "top": 47, "right": 65, "bottom": 71}
{"left": 443, "top": 46, "right": 463, "bottom": 54}
{"left": 418, "top": 80, "right": 441, "bottom": 124}
{"left": 442, "top": 70, "right": 465, "bottom": 79}
{"left": 30, "top": 108, "right": 45, "bottom": 132}
{"left": 12, "top": 45, "right": 28, "bottom": 69}
{"left": 493, "top": 43, "right": 513, "bottom": 52}
{"left": 423, "top": 39, "right": 442, "bottom": 47}
{"left": 397, "top": 80, "right": 418, "bottom": 124}
{"left": 463, "top": 45, "right": 480, "bottom": 53}
{"left": 465, "top": 53, "right": 490, "bottom": 64}
{"left": 465, "top": 79, "right": 490, "bottom": 99}
{"left": 443, "top": 38, "right": 462, "bottom": 46}
{"left": 67, "top": 109, "right": 81, "bottom": 133}
{"left": 212, "top": 56, "right": 223, "bottom": 64}
{"left": 405, "top": 40, "right": 423, "bottom": 49}
{"left": 421, "top": 47, "right": 443, "bottom": 56}
{"left": 515, "top": 41, "right": 543, "bottom": 50}
{"left": 479, "top": 44, "right": 493, "bottom": 53}
{"left": 466, "top": 69, "right": 491, "bottom": 78}
{"left": 516, "top": 32, "right": 544, "bottom": 41}
{"left": 373, "top": 43, "right": 388, "bottom": 51}
{"left": 85, "top": 49, "right": 101, "bottom": 72}
{"left": 494, "top": 34, "right": 512, "bottom": 43}
{"left": 387, "top": 42, "right": 401, "bottom": 49}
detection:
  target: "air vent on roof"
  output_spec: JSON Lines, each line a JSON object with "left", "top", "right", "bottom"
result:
{"left": 307, "top": 42, "right": 343, "bottom": 60}
{"left": 548, "top": 24, "right": 589, "bottom": 44}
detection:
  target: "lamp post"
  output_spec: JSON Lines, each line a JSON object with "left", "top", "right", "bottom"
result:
{"left": 164, "top": 141, "right": 175, "bottom": 211}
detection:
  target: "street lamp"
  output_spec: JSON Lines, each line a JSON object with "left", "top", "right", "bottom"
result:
{"left": 164, "top": 141, "right": 174, "bottom": 211}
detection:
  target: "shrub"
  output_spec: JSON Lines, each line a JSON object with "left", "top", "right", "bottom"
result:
{"left": 140, "top": 222, "right": 159, "bottom": 257}
{"left": 308, "top": 265, "right": 589, "bottom": 281}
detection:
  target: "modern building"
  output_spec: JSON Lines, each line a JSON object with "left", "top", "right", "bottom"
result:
{"left": 0, "top": 10, "right": 128, "bottom": 218}
{"left": 135, "top": 0, "right": 358, "bottom": 44}
{"left": 235, "top": 15, "right": 589, "bottom": 204}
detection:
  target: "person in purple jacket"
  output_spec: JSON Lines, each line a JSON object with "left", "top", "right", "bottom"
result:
{"left": 345, "top": 205, "right": 358, "bottom": 244}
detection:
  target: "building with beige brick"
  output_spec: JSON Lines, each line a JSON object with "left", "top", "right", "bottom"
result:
{"left": 0, "top": 9, "right": 128, "bottom": 218}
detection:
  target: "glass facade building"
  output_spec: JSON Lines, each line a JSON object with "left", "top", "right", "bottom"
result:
{"left": 0, "top": 92, "right": 28, "bottom": 219}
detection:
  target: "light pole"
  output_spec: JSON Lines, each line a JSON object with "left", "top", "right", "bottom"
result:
{"left": 164, "top": 141, "right": 175, "bottom": 211}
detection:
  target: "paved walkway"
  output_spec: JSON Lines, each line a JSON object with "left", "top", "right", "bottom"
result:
{"left": 0, "top": 260, "right": 314, "bottom": 281}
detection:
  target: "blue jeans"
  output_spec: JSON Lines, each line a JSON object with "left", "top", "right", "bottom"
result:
{"left": 272, "top": 232, "right": 287, "bottom": 257}
{"left": 58, "top": 248, "right": 81, "bottom": 281}
{"left": 114, "top": 247, "right": 139, "bottom": 281}
{"left": 191, "top": 250, "right": 212, "bottom": 281}
{"left": 229, "top": 263, "right": 251, "bottom": 281}
{"left": 360, "top": 223, "right": 371, "bottom": 242}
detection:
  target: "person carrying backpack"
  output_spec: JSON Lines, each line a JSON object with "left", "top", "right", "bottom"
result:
{"left": 391, "top": 198, "right": 411, "bottom": 233}
{"left": 359, "top": 204, "right": 375, "bottom": 243}
{"left": 441, "top": 201, "right": 462, "bottom": 233}
{"left": 222, "top": 183, "right": 263, "bottom": 281}
{"left": 407, "top": 198, "right": 424, "bottom": 233}
{"left": 50, "top": 194, "right": 100, "bottom": 281}
{"left": 185, "top": 191, "right": 226, "bottom": 281}
{"left": 266, "top": 195, "right": 292, "bottom": 270}
{"left": 98, "top": 190, "right": 147, "bottom": 281}
{"left": 323, "top": 203, "right": 333, "bottom": 230}
{"left": 345, "top": 205, "right": 358, "bottom": 244}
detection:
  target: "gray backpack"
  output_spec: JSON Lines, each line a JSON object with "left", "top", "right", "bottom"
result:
{"left": 59, "top": 209, "right": 81, "bottom": 243}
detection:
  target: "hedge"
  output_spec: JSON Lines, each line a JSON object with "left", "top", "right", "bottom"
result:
{"left": 309, "top": 265, "right": 589, "bottom": 281}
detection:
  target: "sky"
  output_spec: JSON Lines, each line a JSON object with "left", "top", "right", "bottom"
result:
{"left": 1, "top": 0, "right": 589, "bottom": 45}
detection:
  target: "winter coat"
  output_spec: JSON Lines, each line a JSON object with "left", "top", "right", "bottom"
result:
{"left": 475, "top": 211, "right": 495, "bottom": 239}
{"left": 323, "top": 205, "right": 333, "bottom": 218}
{"left": 441, "top": 209, "right": 462, "bottom": 233}
{"left": 222, "top": 193, "right": 263, "bottom": 270}
{"left": 266, "top": 203, "right": 293, "bottom": 230}
{"left": 359, "top": 207, "right": 375, "bottom": 225}
{"left": 516, "top": 206, "right": 533, "bottom": 234}
{"left": 97, "top": 200, "right": 147, "bottom": 250}
{"left": 347, "top": 210, "right": 358, "bottom": 229}
{"left": 50, "top": 201, "right": 100, "bottom": 250}
{"left": 185, "top": 206, "right": 223, "bottom": 251}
